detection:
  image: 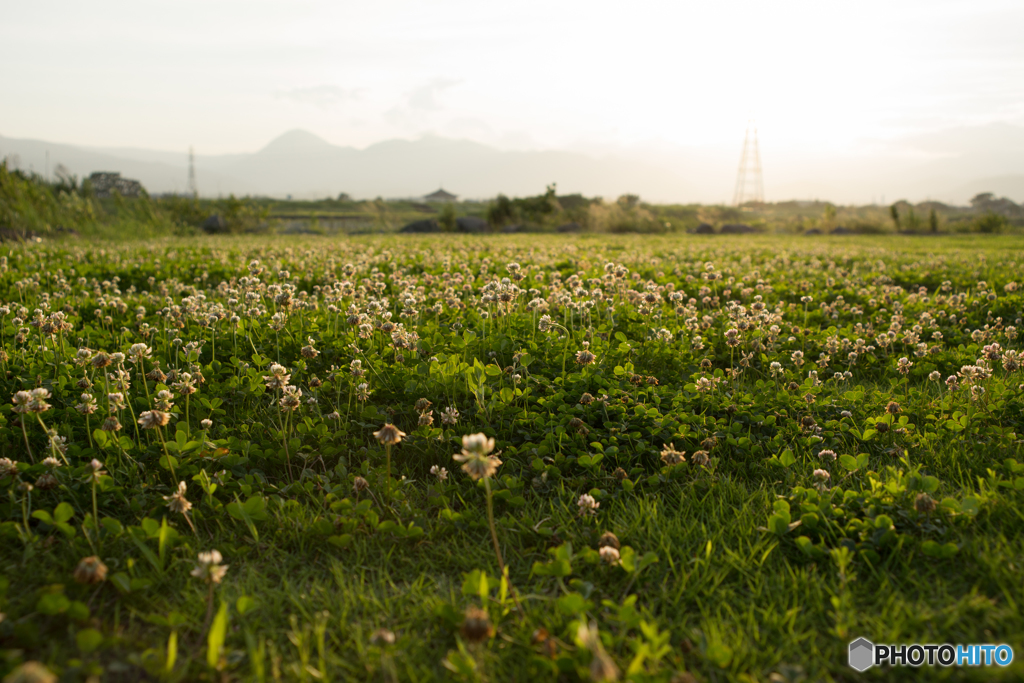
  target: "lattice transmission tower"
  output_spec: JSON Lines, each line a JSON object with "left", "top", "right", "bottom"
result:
{"left": 187, "top": 146, "right": 198, "bottom": 198}
{"left": 732, "top": 120, "right": 764, "bottom": 206}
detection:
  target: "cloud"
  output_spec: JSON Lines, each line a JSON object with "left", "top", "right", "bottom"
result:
{"left": 382, "top": 105, "right": 414, "bottom": 128}
{"left": 442, "top": 116, "right": 493, "bottom": 138}
{"left": 276, "top": 85, "right": 365, "bottom": 108}
{"left": 407, "top": 78, "right": 461, "bottom": 111}
{"left": 382, "top": 78, "right": 462, "bottom": 129}
{"left": 497, "top": 129, "right": 542, "bottom": 151}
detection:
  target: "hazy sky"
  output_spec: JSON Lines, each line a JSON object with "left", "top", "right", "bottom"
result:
{"left": 3, "top": 0, "right": 1022, "bottom": 157}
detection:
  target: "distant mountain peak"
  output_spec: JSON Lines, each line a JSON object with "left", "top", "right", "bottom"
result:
{"left": 258, "top": 129, "right": 334, "bottom": 154}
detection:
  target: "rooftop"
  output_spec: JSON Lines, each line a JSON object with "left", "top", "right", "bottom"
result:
{"left": 423, "top": 188, "right": 457, "bottom": 201}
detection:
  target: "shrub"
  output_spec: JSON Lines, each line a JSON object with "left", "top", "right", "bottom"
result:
{"left": 973, "top": 212, "right": 1008, "bottom": 234}
{"left": 587, "top": 198, "right": 663, "bottom": 233}
{"left": 855, "top": 224, "right": 889, "bottom": 235}
{"left": 486, "top": 195, "right": 516, "bottom": 227}
{"left": 438, "top": 202, "right": 457, "bottom": 232}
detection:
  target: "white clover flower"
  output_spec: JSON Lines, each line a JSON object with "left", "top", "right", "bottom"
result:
{"left": 0, "top": 458, "right": 17, "bottom": 478}
{"left": 461, "top": 433, "right": 495, "bottom": 457}
{"left": 453, "top": 433, "right": 501, "bottom": 481}
{"left": 577, "top": 493, "right": 599, "bottom": 516}
{"left": 164, "top": 481, "right": 192, "bottom": 514}
{"left": 599, "top": 546, "right": 620, "bottom": 565}
{"left": 191, "top": 550, "right": 228, "bottom": 584}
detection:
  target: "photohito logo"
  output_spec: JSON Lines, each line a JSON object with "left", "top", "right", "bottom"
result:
{"left": 848, "top": 638, "right": 1014, "bottom": 671}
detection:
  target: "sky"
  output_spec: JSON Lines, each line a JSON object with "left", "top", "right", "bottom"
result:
{"left": 2, "top": 0, "right": 1023, "bottom": 201}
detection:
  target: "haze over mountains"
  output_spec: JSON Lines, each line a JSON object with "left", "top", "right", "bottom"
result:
{"left": 1, "top": 124, "right": 1022, "bottom": 205}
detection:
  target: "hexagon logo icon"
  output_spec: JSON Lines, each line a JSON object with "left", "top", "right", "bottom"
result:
{"left": 848, "top": 638, "right": 874, "bottom": 672}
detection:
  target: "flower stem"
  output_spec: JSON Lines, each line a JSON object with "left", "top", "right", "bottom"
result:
{"left": 384, "top": 443, "right": 392, "bottom": 499}
{"left": 140, "top": 363, "right": 151, "bottom": 404}
{"left": 483, "top": 477, "right": 503, "bottom": 574}
{"left": 156, "top": 427, "right": 177, "bottom": 482}
{"left": 203, "top": 583, "right": 215, "bottom": 633}
{"left": 283, "top": 412, "right": 294, "bottom": 483}
{"left": 562, "top": 334, "right": 569, "bottom": 377}
{"left": 91, "top": 477, "right": 101, "bottom": 543}
{"left": 35, "top": 413, "right": 66, "bottom": 465}
{"left": 183, "top": 511, "right": 198, "bottom": 536}
{"left": 21, "top": 491, "right": 31, "bottom": 541}
{"left": 19, "top": 418, "right": 34, "bottom": 463}
{"left": 483, "top": 476, "right": 525, "bottom": 618}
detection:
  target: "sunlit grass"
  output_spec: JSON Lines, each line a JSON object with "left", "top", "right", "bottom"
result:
{"left": 0, "top": 233, "right": 1022, "bottom": 682}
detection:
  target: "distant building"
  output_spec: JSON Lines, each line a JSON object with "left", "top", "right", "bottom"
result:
{"left": 88, "top": 172, "right": 144, "bottom": 198}
{"left": 423, "top": 188, "right": 457, "bottom": 202}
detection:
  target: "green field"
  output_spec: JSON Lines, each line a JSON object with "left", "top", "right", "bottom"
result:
{"left": 1, "top": 234, "right": 1023, "bottom": 682}
{"left": 4, "top": 160, "right": 1023, "bottom": 240}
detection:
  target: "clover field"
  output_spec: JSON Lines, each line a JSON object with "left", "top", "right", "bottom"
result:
{"left": 1, "top": 234, "right": 1023, "bottom": 682}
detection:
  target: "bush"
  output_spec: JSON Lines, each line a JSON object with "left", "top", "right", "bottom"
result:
{"left": 206, "top": 195, "right": 271, "bottom": 234}
{"left": 438, "top": 202, "right": 457, "bottom": 232}
{"left": 0, "top": 162, "right": 97, "bottom": 236}
{"left": 588, "top": 197, "right": 664, "bottom": 234}
{"left": 0, "top": 160, "right": 233, "bottom": 239}
{"left": 845, "top": 220, "right": 889, "bottom": 235}
{"left": 157, "top": 195, "right": 207, "bottom": 229}
{"left": 486, "top": 195, "right": 515, "bottom": 227}
{"left": 515, "top": 184, "right": 560, "bottom": 225}
{"left": 973, "top": 212, "right": 1008, "bottom": 234}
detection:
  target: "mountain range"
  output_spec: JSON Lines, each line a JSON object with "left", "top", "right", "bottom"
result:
{"left": 1, "top": 125, "right": 1022, "bottom": 205}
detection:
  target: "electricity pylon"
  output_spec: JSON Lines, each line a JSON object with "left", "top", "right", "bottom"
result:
{"left": 187, "top": 147, "right": 198, "bottom": 198}
{"left": 732, "top": 120, "right": 764, "bottom": 206}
